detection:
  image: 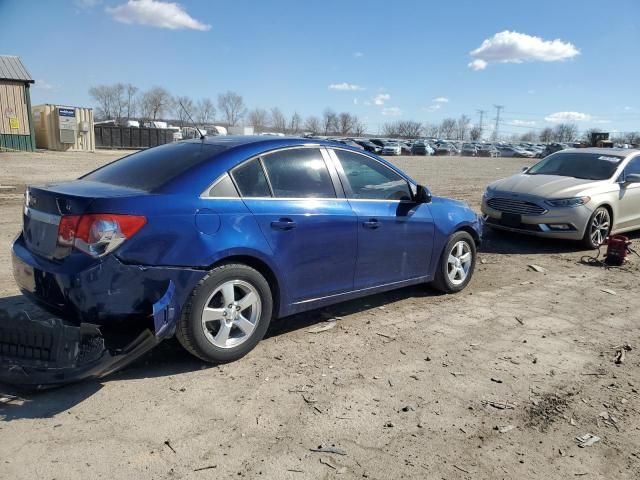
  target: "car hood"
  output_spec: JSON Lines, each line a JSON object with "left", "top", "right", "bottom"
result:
{"left": 488, "top": 173, "right": 607, "bottom": 198}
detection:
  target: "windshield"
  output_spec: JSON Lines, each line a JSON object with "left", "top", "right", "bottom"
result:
{"left": 527, "top": 152, "right": 623, "bottom": 180}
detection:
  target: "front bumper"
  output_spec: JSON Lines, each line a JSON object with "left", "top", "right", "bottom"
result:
{"left": 0, "top": 281, "right": 176, "bottom": 389}
{"left": 481, "top": 196, "right": 592, "bottom": 240}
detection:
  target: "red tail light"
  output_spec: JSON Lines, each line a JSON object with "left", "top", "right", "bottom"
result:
{"left": 57, "top": 214, "right": 146, "bottom": 257}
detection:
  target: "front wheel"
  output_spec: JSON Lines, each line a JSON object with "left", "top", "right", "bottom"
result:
{"left": 582, "top": 207, "right": 611, "bottom": 249}
{"left": 176, "top": 263, "right": 273, "bottom": 363}
{"left": 430, "top": 231, "right": 476, "bottom": 293}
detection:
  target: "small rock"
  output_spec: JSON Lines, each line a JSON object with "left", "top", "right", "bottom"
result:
{"left": 528, "top": 264, "right": 546, "bottom": 273}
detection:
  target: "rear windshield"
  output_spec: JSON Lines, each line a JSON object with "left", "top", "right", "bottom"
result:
{"left": 527, "top": 152, "right": 623, "bottom": 180}
{"left": 82, "top": 142, "right": 226, "bottom": 191}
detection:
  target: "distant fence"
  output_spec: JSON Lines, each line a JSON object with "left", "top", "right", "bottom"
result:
{"left": 94, "top": 126, "right": 174, "bottom": 149}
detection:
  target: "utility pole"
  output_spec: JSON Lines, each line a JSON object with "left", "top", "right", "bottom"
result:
{"left": 476, "top": 109, "right": 487, "bottom": 137}
{"left": 492, "top": 105, "right": 504, "bottom": 141}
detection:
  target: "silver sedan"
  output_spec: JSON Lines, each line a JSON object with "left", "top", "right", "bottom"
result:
{"left": 481, "top": 148, "right": 640, "bottom": 248}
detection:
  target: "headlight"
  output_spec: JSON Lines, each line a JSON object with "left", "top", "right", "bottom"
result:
{"left": 545, "top": 196, "right": 590, "bottom": 208}
{"left": 483, "top": 186, "right": 494, "bottom": 198}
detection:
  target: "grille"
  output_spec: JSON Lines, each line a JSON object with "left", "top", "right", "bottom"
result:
{"left": 487, "top": 197, "right": 546, "bottom": 216}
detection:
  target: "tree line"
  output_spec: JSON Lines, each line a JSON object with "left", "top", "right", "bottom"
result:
{"left": 89, "top": 83, "right": 366, "bottom": 135}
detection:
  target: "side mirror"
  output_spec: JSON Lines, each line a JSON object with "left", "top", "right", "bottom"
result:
{"left": 416, "top": 184, "right": 432, "bottom": 204}
{"left": 624, "top": 173, "right": 640, "bottom": 185}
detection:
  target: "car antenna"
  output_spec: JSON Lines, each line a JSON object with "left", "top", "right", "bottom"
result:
{"left": 178, "top": 100, "right": 205, "bottom": 140}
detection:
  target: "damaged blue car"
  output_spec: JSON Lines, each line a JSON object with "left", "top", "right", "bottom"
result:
{"left": 5, "top": 136, "right": 481, "bottom": 387}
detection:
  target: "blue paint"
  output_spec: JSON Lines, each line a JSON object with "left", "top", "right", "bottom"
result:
{"left": 11, "top": 136, "right": 482, "bottom": 335}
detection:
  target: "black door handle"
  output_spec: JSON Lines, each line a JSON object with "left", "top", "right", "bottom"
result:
{"left": 363, "top": 219, "right": 380, "bottom": 229}
{"left": 271, "top": 218, "right": 297, "bottom": 230}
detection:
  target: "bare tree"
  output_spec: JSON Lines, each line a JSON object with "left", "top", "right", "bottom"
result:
{"left": 89, "top": 84, "right": 125, "bottom": 121}
{"left": 174, "top": 95, "right": 195, "bottom": 127}
{"left": 322, "top": 108, "right": 338, "bottom": 135}
{"left": 469, "top": 126, "right": 482, "bottom": 141}
{"left": 440, "top": 118, "right": 457, "bottom": 139}
{"left": 247, "top": 108, "right": 269, "bottom": 132}
{"left": 456, "top": 115, "right": 471, "bottom": 140}
{"left": 217, "top": 91, "right": 246, "bottom": 126}
{"left": 304, "top": 115, "right": 321, "bottom": 134}
{"left": 397, "top": 120, "right": 423, "bottom": 138}
{"left": 289, "top": 111, "right": 302, "bottom": 134}
{"left": 124, "top": 83, "right": 138, "bottom": 120}
{"left": 196, "top": 98, "right": 216, "bottom": 125}
{"left": 382, "top": 122, "right": 400, "bottom": 137}
{"left": 520, "top": 131, "right": 537, "bottom": 142}
{"left": 352, "top": 116, "right": 366, "bottom": 136}
{"left": 337, "top": 112, "right": 355, "bottom": 135}
{"left": 423, "top": 123, "right": 440, "bottom": 138}
{"left": 539, "top": 127, "right": 554, "bottom": 143}
{"left": 270, "top": 107, "right": 287, "bottom": 132}
{"left": 553, "top": 123, "right": 578, "bottom": 142}
{"left": 139, "top": 86, "right": 172, "bottom": 122}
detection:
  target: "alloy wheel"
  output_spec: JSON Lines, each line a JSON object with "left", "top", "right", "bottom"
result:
{"left": 200, "top": 280, "right": 262, "bottom": 349}
{"left": 590, "top": 209, "right": 610, "bottom": 246}
{"left": 447, "top": 240, "right": 473, "bottom": 286}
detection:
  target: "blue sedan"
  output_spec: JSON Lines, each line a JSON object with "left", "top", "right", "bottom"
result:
{"left": 7, "top": 136, "right": 481, "bottom": 385}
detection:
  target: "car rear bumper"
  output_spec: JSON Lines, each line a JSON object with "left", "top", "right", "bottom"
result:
{"left": 481, "top": 199, "right": 591, "bottom": 240}
{"left": 0, "top": 280, "right": 180, "bottom": 388}
{"left": 11, "top": 233, "right": 206, "bottom": 326}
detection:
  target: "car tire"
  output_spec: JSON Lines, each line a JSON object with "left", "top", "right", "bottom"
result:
{"left": 176, "top": 263, "right": 273, "bottom": 363}
{"left": 430, "top": 231, "right": 476, "bottom": 293}
{"left": 582, "top": 206, "right": 611, "bottom": 249}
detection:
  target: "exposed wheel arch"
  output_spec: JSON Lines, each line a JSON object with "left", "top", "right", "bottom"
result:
{"left": 457, "top": 225, "right": 481, "bottom": 246}
{"left": 210, "top": 255, "right": 281, "bottom": 318}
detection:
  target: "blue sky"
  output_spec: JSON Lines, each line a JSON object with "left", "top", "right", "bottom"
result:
{"left": 2, "top": 0, "right": 640, "bottom": 135}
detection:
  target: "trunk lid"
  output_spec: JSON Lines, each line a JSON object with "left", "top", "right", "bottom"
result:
{"left": 23, "top": 180, "right": 145, "bottom": 260}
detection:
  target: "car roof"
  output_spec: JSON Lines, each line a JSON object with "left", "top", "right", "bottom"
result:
{"left": 561, "top": 147, "right": 640, "bottom": 157}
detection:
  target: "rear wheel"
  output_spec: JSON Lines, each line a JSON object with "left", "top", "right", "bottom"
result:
{"left": 582, "top": 206, "right": 611, "bottom": 249}
{"left": 176, "top": 264, "right": 273, "bottom": 363}
{"left": 431, "top": 231, "right": 476, "bottom": 293}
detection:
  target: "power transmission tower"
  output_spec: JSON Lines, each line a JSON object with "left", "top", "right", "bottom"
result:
{"left": 492, "top": 105, "right": 504, "bottom": 141}
{"left": 476, "top": 109, "right": 487, "bottom": 137}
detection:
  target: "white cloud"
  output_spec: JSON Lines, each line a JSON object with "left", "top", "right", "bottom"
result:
{"left": 374, "top": 93, "right": 390, "bottom": 106}
{"left": 594, "top": 119, "right": 612, "bottom": 124}
{"left": 468, "top": 31, "right": 579, "bottom": 70}
{"left": 328, "top": 82, "right": 364, "bottom": 91}
{"left": 544, "top": 111, "right": 592, "bottom": 123}
{"left": 33, "top": 80, "right": 54, "bottom": 90}
{"left": 107, "top": 0, "right": 211, "bottom": 31}
{"left": 511, "top": 119, "right": 536, "bottom": 126}
{"left": 382, "top": 107, "right": 401, "bottom": 116}
{"left": 624, "top": 106, "right": 632, "bottom": 111}
{"left": 468, "top": 59, "right": 488, "bottom": 71}
{"left": 433, "top": 97, "right": 449, "bottom": 103}
{"left": 353, "top": 98, "right": 358, "bottom": 105}
{"left": 353, "top": 52, "right": 364, "bottom": 58}
{"left": 425, "top": 104, "right": 442, "bottom": 112}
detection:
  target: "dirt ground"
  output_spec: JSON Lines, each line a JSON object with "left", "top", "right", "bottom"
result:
{"left": 0, "top": 149, "right": 639, "bottom": 480}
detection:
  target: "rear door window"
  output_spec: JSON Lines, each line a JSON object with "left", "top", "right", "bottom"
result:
{"left": 333, "top": 149, "right": 412, "bottom": 201}
{"left": 261, "top": 148, "right": 336, "bottom": 198}
{"left": 232, "top": 159, "right": 272, "bottom": 197}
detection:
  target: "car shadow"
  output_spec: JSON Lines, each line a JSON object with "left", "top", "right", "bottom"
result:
{"left": 0, "top": 284, "right": 437, "bottom": 421}
{"left": 479, "top": 227, "right": 640, "bottom": 255}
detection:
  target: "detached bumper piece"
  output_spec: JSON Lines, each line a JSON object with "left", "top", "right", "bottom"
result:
{"left": 0, "top": 281, "right": 178, "bottom": 389}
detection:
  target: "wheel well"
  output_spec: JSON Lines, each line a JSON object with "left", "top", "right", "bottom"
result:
{"left": 210, "top": 256, "right": 281, "bottom": 316}
{"left": 458, "top": 226, "right": 481, "bottom": 246}
{"left": 598, "top": 203, "right": 614, "bottom": 223}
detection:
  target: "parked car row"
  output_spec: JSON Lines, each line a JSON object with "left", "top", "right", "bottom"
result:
{"left": 316, "top": 137, "right": 564, "bottom": 159}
